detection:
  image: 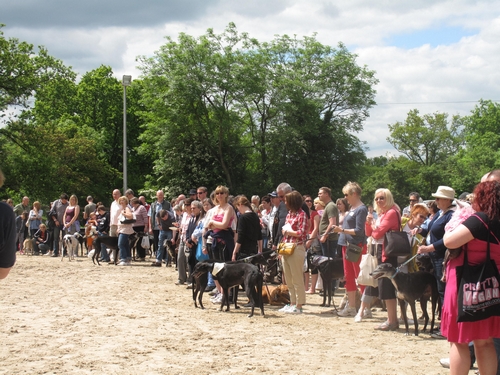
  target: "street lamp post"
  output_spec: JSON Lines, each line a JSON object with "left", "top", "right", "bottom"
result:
{"left": 122, "top": 75, "right": 132, "bottom": 194}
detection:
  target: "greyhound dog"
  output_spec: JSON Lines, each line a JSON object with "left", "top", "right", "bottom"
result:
{"left": 92, "top": 233, "right": 137, "bottom": 265}
{"left": 192, "top": 258, "right": 265, "bottom": 318}
{"left": 371, "top": 263, "right": 438, "bottom": 336}
{"left": 308, "top": 253, "right": 344, "bottom": 307}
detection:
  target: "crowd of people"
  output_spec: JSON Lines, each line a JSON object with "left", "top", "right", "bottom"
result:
{"left": 2, "top": 172, "right": 500, "bottom": 375}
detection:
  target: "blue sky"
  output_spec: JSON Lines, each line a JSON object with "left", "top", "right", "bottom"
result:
{"left": 1, "top": 0, "right": 499, "bottom": 157}
{"left": 386, "top": 26, "right": 479, "bottom": 49}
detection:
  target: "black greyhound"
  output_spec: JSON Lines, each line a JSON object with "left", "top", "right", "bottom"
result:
{"left": 371, "top": 263, "right": 438, "bottom": 336}
{"left": 193, "top": 261, "right": 263, "bottom": 317}
{"left": 308, "top": 253, "right": 344, "bottom": 307}
{"left": 92, "top": 233, "right": 137, "bottom": 265}
{"left": 191, "top": 252, "right": 273, "bottom": 311}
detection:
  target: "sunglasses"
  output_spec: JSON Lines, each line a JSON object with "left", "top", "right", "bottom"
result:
{"left": 197, "top": 191, "right": 205, "bottom": 195}
{"left": 215, "top": 192, "right": 225, "bottom": 195}
{"left": 305, "top": 200, "right": 312, "bottom": 203}
{"left": 375, "top": 197, "right": 385, "bottom": 201}
{"left": 409, "top": 199, "right": 418, "bottom": 202}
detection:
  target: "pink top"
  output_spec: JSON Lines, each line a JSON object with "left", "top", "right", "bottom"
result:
{"left": 212, "top": 212, "right": 234, "bottom": 234}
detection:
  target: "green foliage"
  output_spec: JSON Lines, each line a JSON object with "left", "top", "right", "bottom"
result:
{"left": 138, "top": 23, "right": 377, "bottom": 197}
{"left": 449, "top": 100, "right": 500, "bottom": 193}
{"left": 0, "top": 119, "right": 118, "bottom": 203}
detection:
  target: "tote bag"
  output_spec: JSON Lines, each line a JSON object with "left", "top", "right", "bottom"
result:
{"left": 456, "top": 222, "right": 500, "bottom": 322}
{"left": 357, "top": 252, "right": 378, "bottom": 287}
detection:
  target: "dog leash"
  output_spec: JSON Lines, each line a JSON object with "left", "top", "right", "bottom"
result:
{"left": 391, "top": 253, "right": 419, "bottom": 279}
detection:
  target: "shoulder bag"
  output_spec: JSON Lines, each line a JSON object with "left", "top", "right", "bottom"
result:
{"left": 456, "top": 216, "right": 500, "bottom": 322}
{"left": 384, "top": 209, "right": 411, "bottom": 257}
{"left": 277, "top": 241, "right": 297, "bottom": 256}
{"left": 345, "top": 242, "right": 363, "bottom": 262}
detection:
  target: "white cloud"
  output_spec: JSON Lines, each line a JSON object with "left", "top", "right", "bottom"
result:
{"left": 2, "top": 0, "right": 500, "bottom": 157}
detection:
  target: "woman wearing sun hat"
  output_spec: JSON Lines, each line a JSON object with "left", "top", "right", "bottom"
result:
{"left": 418, "top": 185, "right": 456, "bottom": 338}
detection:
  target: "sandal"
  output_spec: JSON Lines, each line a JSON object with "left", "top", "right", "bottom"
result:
{"left": 374, "top": 321, "right": 399, "bottom": 331}
{"left": 305, "top": 290, "right": 316, "bottom": 294}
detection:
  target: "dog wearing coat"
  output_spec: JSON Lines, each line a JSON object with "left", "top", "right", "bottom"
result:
{"left": 192, "top": 260, "right": 264, "bottom": 318}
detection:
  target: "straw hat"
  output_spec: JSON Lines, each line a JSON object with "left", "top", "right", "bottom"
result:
{"left": 431, "top": 186, "right": 455, "bottom": 200}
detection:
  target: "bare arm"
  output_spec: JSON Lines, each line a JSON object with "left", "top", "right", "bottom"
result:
{"left": 443, "top": 224, "right": 474, "bottom": 249}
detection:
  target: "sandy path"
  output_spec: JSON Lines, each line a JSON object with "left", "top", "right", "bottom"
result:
{"left": 0, "top": 255, "right": 465, "bottom": 374}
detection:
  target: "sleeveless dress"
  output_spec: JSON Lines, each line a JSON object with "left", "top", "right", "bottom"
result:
{"left": 441, "top": 214, "right": 500, "bottom": 343}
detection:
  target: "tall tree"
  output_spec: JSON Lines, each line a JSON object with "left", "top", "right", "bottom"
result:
{"left": 449, "top": 100, "right": 500, "bottom": 192}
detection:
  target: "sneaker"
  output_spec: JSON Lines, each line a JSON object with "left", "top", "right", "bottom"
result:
{"left": 204, "top": 285, "right": 216, "bottom": 293}
{"left": 175, "top": 280, "right": 185, "bottom": 285}
{"left": 186, "top": 283, "right": 193, "bottom": 289}
{"left": 354, "top": 313, "right": 363, "bottom": 323}
{"left": 337, "top": 306, "right": 357, "bottom": 317}
{"left": 208, "top": 289, "right": 218, "bottom": 296}
{"left": 151, "top": 262, "right": 161, "bottom": 267}
{"left": 211, "top": 294, "right": 223, "bottom": 304}
{"left": 287, "top": 306, "right": 303, "bottom": 314}
{"left": 363, "top": 308, "right": 373, "bottom": 318}
{"left": 439, "top": 358, "right": 450, "bottom": 369}
{"left": 278, "top": 304, "right": 293, "bottom": 313}
{"left": 117, "top": 261, "right": 129, "bottom": 266}
{"left": 398, "top": 317, "right": 414, "bottom": 325}
{"left": 431, "top": 330, "right": 446, "bottom": 339}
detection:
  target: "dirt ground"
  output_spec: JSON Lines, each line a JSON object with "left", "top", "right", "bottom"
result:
{"left": 1, "top": 254, "right": 471, "bottom": 375}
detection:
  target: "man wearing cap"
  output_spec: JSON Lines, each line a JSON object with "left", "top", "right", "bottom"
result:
{"left": 418, "top": 185, "right": 456, "bottom": 339}
{"left": 188, "top": 189, "right": 197, "bottom": 200}
{"left": 83, "top": 196, "right": 96, "bottom": 223}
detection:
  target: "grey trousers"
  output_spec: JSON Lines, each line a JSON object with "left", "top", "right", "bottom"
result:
{"left": 177, "top": 240, "right": 188, "bottom": 283}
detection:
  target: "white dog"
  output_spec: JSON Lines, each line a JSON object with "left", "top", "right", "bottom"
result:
{"left": 62, "top": 233, "right": 83, "bottom": 261}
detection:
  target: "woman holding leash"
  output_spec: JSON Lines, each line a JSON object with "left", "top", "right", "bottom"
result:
{"left": 443, "top": 180, "right": 500, "bottom": 375}
{"left": 279, "top": 190, "right": 308, "bottom": 314}
{"left": 365, "top": 188, "right": 400, "bottom": 331}
{"left": 334, "top": 181, "right": 368, "bottom": 318}
{"left": 232, "top": 196, "right": 262, "bottom": 261}
{"left": 418, "top": 185, "right": 456, "bottom": 339}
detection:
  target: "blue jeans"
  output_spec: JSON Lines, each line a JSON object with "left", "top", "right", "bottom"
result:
{"left": 494, "top": 338, "right": 500, "bottom": 375}
{"left": 157, "top": 230, "right": 173, "bottom": 263}
{"left": 321, "top": 239, "right": 338, "bottom": 258}
{"left": 53, "top": 226, "right": 62, "bottom": 255}
{"left": 430, "top": 254, "right": 445, "bottom": 307}
{"left": 118, "top": 233, "right": 131, "bottom": 262}
{"left": 98, "top": 232, "right": 110, "bottom": 262}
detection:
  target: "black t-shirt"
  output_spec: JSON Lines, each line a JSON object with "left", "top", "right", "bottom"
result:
{"left": 237, "top": 211, "right": 262, "bottom": 255}
{"left": 0, "top": 202, "right": 17, "bottom": 268}
{"left": 463, "top": 212, "right": 500, "bottom": 244}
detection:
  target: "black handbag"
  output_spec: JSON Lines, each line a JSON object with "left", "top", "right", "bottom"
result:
{"left": 456, "top": 222, "right": 500, "bottom": 323}
{"left": 384, "top": 209, "right": 411, "bottom": 257}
